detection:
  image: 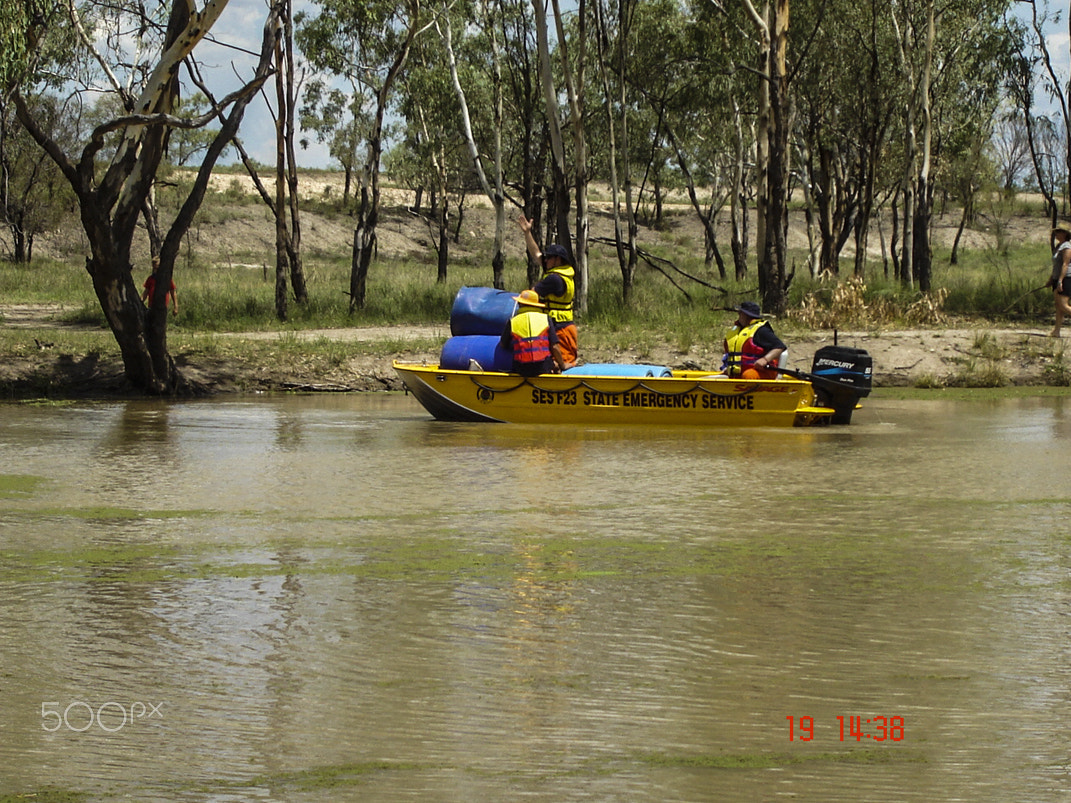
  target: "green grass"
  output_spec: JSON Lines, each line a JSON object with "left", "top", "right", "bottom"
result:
{"left": 0, "top": 258, "right": 96, "bottom": 305}
{"left": 0, "top": 192, "right": 1059, "bottom": 353}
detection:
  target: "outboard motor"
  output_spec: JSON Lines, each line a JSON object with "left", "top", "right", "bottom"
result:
{"left": 810, "top": 345, "right": 873, "bottom": 425}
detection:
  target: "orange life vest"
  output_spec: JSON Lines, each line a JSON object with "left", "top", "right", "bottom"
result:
{"left": 510, "top": 310, "right": 553, "bottom": 365}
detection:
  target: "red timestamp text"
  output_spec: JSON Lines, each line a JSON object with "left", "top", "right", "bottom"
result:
{"left": 786, "top": 715, "right": 905, "bottom": 742}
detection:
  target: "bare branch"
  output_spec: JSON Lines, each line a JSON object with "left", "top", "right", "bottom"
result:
{"left": 65, "top": 0, "right": 130, "bottom": 105}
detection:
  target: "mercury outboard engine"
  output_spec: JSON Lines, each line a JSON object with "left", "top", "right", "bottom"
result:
{"left": 810, "top": 345, "right": 873, "bottom": 425}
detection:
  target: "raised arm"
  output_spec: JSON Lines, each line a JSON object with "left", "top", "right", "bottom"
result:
{"left": 517, "top": 215, "right": 542, "bottom": 262}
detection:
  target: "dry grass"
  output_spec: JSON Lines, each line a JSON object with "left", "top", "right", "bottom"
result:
{"left": 787, "top": 276, "right": 950, "bottom": 329}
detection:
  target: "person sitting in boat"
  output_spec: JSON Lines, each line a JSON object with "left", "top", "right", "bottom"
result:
{"left": 723, "top": 301, "right": 786, "bottom": 380}
{"left": 501, "top": 289, "right": 567, "bottom": 376}
{"left": 517, "top": 215, "right": 578, "bottom": 368}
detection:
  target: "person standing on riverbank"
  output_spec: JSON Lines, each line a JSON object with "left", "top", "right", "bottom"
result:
{"left": 141, "top": 256, "right": 178, "bottom": 317}
{"left": 517, "top": 216, "right": 577, "bottom": 368}
{"left": 1049, "top": 224, "right": 1071, "bottom": 338}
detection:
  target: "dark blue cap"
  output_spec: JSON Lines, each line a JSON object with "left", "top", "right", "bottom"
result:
{"left": 735, "top": 301, "right": 761, "bottom": 318}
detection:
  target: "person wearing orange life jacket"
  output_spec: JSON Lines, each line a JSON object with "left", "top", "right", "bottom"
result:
{"left": 723, "top": 301, "right": 787, "bottom": 380}
{"left": 500, "top": 289, "right": 567, "bottom": 376}
{"left": 517, "top": 215, "right": 578, "bottom": 368}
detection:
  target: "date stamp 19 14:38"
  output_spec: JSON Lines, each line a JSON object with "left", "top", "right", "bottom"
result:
{"left": 786, "top": 715, "right": 905, "bottom": 742}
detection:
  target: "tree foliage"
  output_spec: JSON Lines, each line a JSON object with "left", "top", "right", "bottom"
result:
{"left": 8, "top": 0, "right": 282, "bottom": 393}
{"left": 5, "top": 0, "right": 1048, "bottom": 345}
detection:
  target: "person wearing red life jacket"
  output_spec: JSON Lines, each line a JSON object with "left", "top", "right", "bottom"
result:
{"left": 500, "top": 289, "right": 566, "bottom": 376}
{"left": 723, "top": 301, "right": 786, "bottom": 380}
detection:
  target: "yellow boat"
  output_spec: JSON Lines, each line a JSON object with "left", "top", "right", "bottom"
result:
{"left": 393, "top": 347, "right": 872, "bottom": 428}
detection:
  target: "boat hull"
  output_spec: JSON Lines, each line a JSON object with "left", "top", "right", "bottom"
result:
{"left": 392, "top": 362, "right": 841, "bottom": 427}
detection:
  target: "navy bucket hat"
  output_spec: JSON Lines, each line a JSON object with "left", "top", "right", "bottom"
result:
{"left": 735, "top": 301, "right": 762, "bottom": 318}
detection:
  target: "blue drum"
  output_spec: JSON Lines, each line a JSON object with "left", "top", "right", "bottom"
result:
{"left": 450, "top": 286, "right": 518, "bottom": 336}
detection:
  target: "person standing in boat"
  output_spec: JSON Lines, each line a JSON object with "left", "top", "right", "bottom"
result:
{"left": 517, "top": 215, "right": 578, "bottom": 368}
{"left": 1048, "top": 223, "right": 1071, "bottom": 338}
{"left": 501, "top": 289, "right": 567, "bottom": 376}
{"left": 723, "top": 301, "right": 786, "bottom": 379}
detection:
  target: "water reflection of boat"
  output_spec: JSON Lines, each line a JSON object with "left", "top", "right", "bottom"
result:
{"left": 393, "top": 287, "right": 873, "bottom": 428}
{"left": 393, "top": 348, "right": 872, "bottom": 428}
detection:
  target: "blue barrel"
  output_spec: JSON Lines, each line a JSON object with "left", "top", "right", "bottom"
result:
{"left": 440, "top": 335, "right": 513, "bottom": 372}
{"left": 450, "top": 286, "right": 518, "bottom": 336}
{"left": 563, "top": 364, "right": 672, "bottom": 378}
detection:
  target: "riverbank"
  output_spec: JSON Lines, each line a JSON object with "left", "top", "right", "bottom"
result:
{"left": 1, "top": 303, "right": 1068, "bottom": 398}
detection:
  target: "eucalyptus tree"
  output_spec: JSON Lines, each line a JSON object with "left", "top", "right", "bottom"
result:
{"left": 496, "top": 0, "right": 549, "bottom": 286}
{"left": 791, "top": 0, "right": 901, "bottom": 278}
{"left": 0, "top": 94, "right": 73, "bottom": 262}
{"left": 299, "top": 83, "right": 368, "bottom": 206}
{"left": 553, "top": 0, "right": 591, "bottom": 313}
{"left": 1, "top": 2, "right": 74, "bottom": 263}
{"left": 704, "top": 0, "right": 791, "bottom": 310}
{"left": 744, "top": 0, "right": 791, "bottom": 313}
{"left": 398, "top": 24, "right": 471, "bottom": 284}
{"left": 296, "top": 0, "right": 427, "bottom": 312}
{"left": 941, "top": 125, "right": 997, "bottom": 265}
{"left": 1006, "top": 1, "right": 1063, "bottom": 222}
{"left": 531, "top": 0, "right": 590, "bottom": 313}
{"left": 216, "top": 0, "right": 307, "bottom": 322}
{"left": 9, "top": 0, "right": 282, "bottom": 394}
{"left": 439, "top": 0, "right": 510, "bottom": 289}
{"left": 988, "top": 110, "right": 1034, "bottom": 194}
{"left": 0, "top": 1, "right": 46, "bottom": 93}
{"left": 929, "top": 12, "right": 1013, "bottom": 264}
{"left": 638, "top": 0, "right": 739, "bottom": 281}
{"left": 271, "top": 0, "right": 308, "bottom": 320}
{"left": 688, "top": 2, "right": 759, "bottom": 280}
{"left": 591, "top": 0, "right": 640, "bottom": 298}
{"left": 887, "top": 0, "right": 1012, "bottom": 291}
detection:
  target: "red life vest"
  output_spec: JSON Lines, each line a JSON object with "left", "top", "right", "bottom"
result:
{"left": 725, "top": 319, "right": 779, "bottom": 377}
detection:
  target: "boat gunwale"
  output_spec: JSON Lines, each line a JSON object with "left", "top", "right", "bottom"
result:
{"left": 392, "top": 361, "right": 814, "bottom": 393}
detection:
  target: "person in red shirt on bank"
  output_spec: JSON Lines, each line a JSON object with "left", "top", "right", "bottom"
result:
{"left": 140, "top": 256, "right": 178, "bottom": 317}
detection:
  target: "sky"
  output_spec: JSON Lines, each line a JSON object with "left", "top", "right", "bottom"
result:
{"left": 195, "top": 0, "right": 333, "bottom": 168}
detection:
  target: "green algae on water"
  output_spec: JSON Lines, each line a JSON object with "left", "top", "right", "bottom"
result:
{"left": 0, "top": 474, "right": 46, "bottom": 499}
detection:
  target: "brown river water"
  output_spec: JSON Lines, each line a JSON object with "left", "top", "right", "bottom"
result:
{"left": 1, "top": 392, "right": 1070, "bottom": 802}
